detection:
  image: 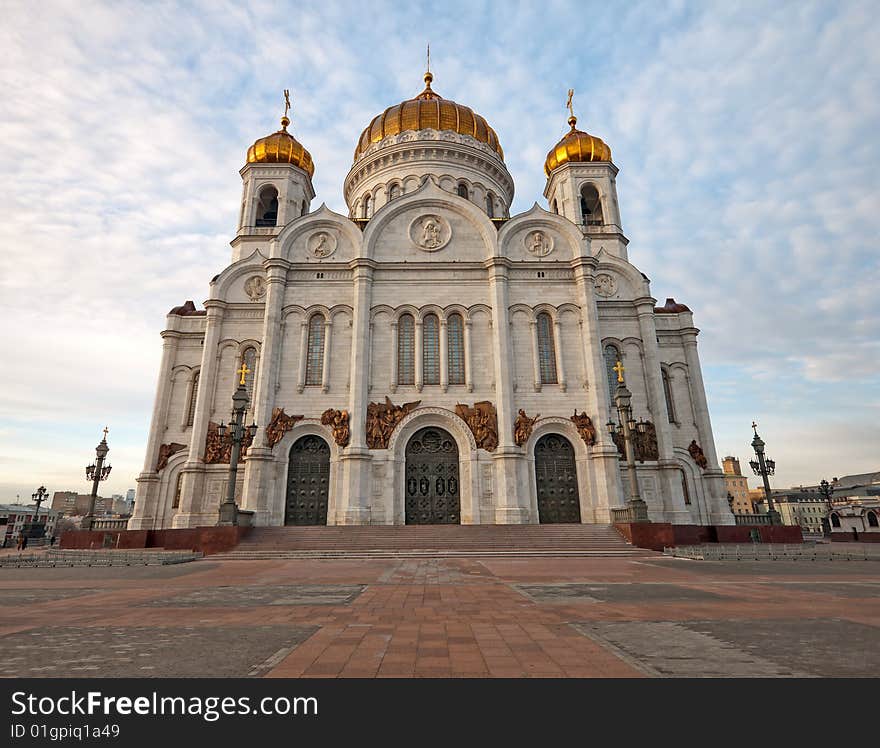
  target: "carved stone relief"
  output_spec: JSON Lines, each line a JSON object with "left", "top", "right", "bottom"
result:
{"left": 320, "top": 408, "right": 350, "bottom": 447}
{"left": 265, "top": 407, "right": 304, "bottom": 448}
{"left": 156, "top": 442, "right": 186, "bottom": 472}
{"left": 308, "top": 230, "right": 337, "bottom": 259}
{"left": 688, "top": 439, "right": 708, "bottom": 469}
{"left": 409, "top": 214, "right": 451, "bottom": 251}
{"left": 514, "top": 409, "right": 539, "bottom": 447}
{"left": 203, "top": 421, "right": 253, "bottom": 464}
{"left": 366, "top": 397, "right": 421, "bottom": 449}
{"left": 570, "top": 411, "right": 597, "bottom": 447}
{"left": 525, "top": 230, "right": 553, "bottom": 257}
{"left": 244, "top": 275, "right": 267, "bottom": 301}
{"left": 455, "top": 401, "right": 498, "bottom": 452}
{"left": 594, "top": 273, "right": 617, "bottom": 297}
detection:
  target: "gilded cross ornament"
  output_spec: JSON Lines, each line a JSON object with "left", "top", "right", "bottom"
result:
{"left": 102, "top": 426, "right": 109, "bottom": 439}
{"left": 613, "top": 360, "right": 625, "bottom": 383}
{"left": 426, "top": 43, "right": 431, "bottom": 73}
{"left": 566, "top": 88, "right": 575, "bottom": 118}
{"left": 283, "top": 89, "right": 291, "bottom": 118}
{"left": 237, "top": 363, "right": 251, "bottom": 386}
{"left": 751, "top": 420, "right": 759, "bottom": 434}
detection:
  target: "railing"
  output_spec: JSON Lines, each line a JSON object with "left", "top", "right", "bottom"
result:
{"left": 734, "top": 513, "right": 773, "bottom": 526}
{"left": 664, "top": 543, "right": 878, "bottom": 561}
{"left": 611, "top": 505, "right": 650, "bottom": 523}
{"left": 91, "top": 518, "right": 129, "bottom": 530}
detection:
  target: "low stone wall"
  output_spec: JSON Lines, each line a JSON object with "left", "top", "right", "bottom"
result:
{"left": 615, "top": 522, "right": 803, "bottom": 551}
{"left": 60, "top": 526, "right": 250, "bottom": 555}
{"left": 831, "top": 532, "right": 880, "bottom": 543}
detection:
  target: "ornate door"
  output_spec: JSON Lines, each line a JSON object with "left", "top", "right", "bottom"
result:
{"left": 534, "top": 434, "right": 581, "bottom": 523}
{"left": 405, "top": 427, "right": 460, "bottom": 524}
{"left": 285, "top": 435, "right": 330, "bottom": 525}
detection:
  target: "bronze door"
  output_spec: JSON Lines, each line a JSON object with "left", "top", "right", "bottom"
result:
{"left": 405, "top": 427, "right": 460, "bottom": 524}
{"left": 534, "top": 434, "right": 581, "bottom": 523}
{"left": 285, "top": 435, "right": 330, "bottom": 525}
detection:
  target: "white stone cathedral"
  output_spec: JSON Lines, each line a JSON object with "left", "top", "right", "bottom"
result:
{"left": 129, "top": 71, "right": 734, "bottom": 531}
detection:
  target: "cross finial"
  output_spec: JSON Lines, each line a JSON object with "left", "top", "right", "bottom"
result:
{"left": 283, "top": 89, "right": 291, "bottom": 117}
{"left": 237, "top": 363, "right": 251, "bottom": 386}
{"left": 426, "top": 43, "right": 431, "bottom": 74}
{"left": 751, "top": 421, "right": 758, "bottom": 435}
{"left": 102, "top": 426, "right": 109, "bottom": 440}
{"left": 566, "top": 88, "right": 574, "bottom": 117}
{"left": 613, "top": 360, "right": 625, "bottom": 383}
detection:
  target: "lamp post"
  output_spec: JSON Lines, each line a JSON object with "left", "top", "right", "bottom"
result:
{"left": 748, "top": 422, "right": 781, "bottom": 526}
{"left": 28, "top": 485, "right": 49, "bottom": 538}
{"left": 819, "top": 478, "right": 834, "bottom": 536}
{"left": 83, "top": 427, "right": 112, "bottom": 531}
{"left": 606, "top": 361, "right": 649, "bottom": 522}
{"left": 218, "top": 363, "right": 258, "bottom": 526}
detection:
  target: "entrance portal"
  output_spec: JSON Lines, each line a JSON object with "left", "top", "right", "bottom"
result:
{"left": 404, "top": 427, "right": 461, "bottom": 524}
{"left": 534, "top": 433, "right": 582, "bottom": 523}
{"left": 285, "top": 435, "right": 330, "bottom": 525}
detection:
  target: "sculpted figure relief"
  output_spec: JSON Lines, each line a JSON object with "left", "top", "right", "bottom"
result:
{"left": 366, "top": 397, "right": 421, "bottom": 449}
{"left": 688, "top": 439, "right": 708, "bottom": 470}
{"left": 613, "top": 420, "right": 659, "bottom": 462}
{"left": 244, "top": 275, "right": 267, "bottom": 301}
{"left": 525, "top": 230, "right": 553, "bottom": 257}
{"left": 321, "top": 408, "right": 350, "bottom": 447}
{"left": 203, "top": 421, "right": 253, "bottom": 464}
{"left": 410, "top": 214, "right": 450, "bottom": 251}
{"left": 156, "top": 442, "right": 186, "bottom": 472}
{"left": 265, "top": 407, "right": 304, "bottom": 448}
{"left": 571, "top": 411, "right": 597, "bottom": 447}
{"left": 456, "top": 401, "right": 498, "bottom": 452}
{"left": 514, "top": 409, "right": 539, "bottom": 447}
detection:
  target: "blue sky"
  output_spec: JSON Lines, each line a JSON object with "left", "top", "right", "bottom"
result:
{"left": 1, "top": 0, "right": 877, "bottom": 502}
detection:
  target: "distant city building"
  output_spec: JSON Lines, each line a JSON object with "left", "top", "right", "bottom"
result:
{"left": 50, "top": 491, "right": 113, "bottom": 517}
{"left": 722, "top": 457, "right": 753, "bottom": 514}
{"left": 831, "top": 471, "right": 880, "bottom": 498}
{"left": 753, "top": 485, "right": 830, "bottom": 535}
{"left": 0, "top": 504, "right": 57, "bottom": 545}
{"left": 126, "top": 488, "right": 136, "bottom": 502}
{"left": 828, "top": 497, "right": 880, "bottom": 542}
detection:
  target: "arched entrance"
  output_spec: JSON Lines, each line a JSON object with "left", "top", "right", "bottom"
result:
{"left": 285, "top": 435, "right": 330, "bottom": 525}
{"left": 534, "top": 433, "right": 581, "bottom": 523}
{"left": 405, "top": 427, "right": 460, "bottom": 524}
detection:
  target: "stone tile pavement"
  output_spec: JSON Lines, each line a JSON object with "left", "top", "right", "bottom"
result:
{"left": 0, "top": 554, "right": 877, "bottom": 678}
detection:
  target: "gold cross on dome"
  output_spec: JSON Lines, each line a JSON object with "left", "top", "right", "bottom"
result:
{"left": 613, "top": 360, "right": 625, "bottom": 383}
{"left": 752, "top": 421, "right": 758, "bottom": 434}
{"left": 102, "top": 426, "right": 109, "bottom": 439}
{"left": 237, "top": 363, "right": 251, "bottom": 386}
{"left": 426, "top": 43, "right": 431, "bottom": 73}
{"left": 283, "top": 89, "right": 291, "bottom": 118}
{"left": 566, "top": 88, "right": 575, "bottom": 118}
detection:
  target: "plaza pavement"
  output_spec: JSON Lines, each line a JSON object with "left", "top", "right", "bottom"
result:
{"left": 0, "top": 552, "right": 878, "bottom": 677}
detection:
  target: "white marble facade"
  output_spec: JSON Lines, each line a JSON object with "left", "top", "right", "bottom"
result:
{"left": 130, "top": 80, "right": 733, "bottom": 531}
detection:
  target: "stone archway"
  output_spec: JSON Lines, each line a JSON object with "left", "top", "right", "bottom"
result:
{"left": 285, "top": 435, "right": 330, "bottom": 525}
{"left": 404, "top": 427, "right": 461, "bottom": 524}
{"left": 534, "top": 433, "right": 581, "bottom": 523}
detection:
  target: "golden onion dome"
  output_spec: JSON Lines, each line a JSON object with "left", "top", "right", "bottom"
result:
{"left": 353, "top": 72, "right": 504, "bottom": 162}
{"left": 247, "top": 115, "right": 315, "bottom": 177}
{"left": 544, "top": 115, "right": 611, "bottom": 177}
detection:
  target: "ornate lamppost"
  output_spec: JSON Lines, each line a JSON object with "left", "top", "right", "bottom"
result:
{"left": 819, "top": 478, "right": 834, "bottom": 536}
{"left": 606, "top": 361, "right": 650, "bottom": 522}
{"left": 27, "top": 485, "right": 49, "bottom": 539}
{"left": 218, "top": 363, "right": 257, "bottom": 526}
{"left": 748, "top": 422, "right": 781, "bottom": 526}
{"left": 83, "top": 427, "right": 112, "bottom": 531}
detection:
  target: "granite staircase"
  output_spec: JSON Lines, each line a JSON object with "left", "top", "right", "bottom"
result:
{"left": 211, "top": 524, "right": 654, "bottom": 560}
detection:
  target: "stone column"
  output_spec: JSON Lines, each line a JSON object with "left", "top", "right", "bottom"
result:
{"left": 241, "top": 259, "right": 287, "bottom": 524}
{"left": 296, "top": 319, "right": 308, "bottom": 393}
{"left": 486, "top": 258, "right": 528, "bottom": 523}
{"left": 464, "top": 319, "right": 474, "bottom": 392}
{"left": 553, "top": 317, "right": 567, "bottom": 391}
{"left": 572, "top": 258, "right": 624, "bottom": 522}
{"left": 389, "top": 319, "right": 398, "bottom": 393}
{"left": 440, "top": 318, "right": 449, "bottom": 392}
{"left": 174, "top": 301, "right": 226, "bottom": 528}
{"left": 414, "top": 318, "right": 424, "bottom": 392}
{"left": 129, "top": 329, "right": 180, "bottom": 530}
{"left": 337, "top": 260, "right": 375, "bottom": 524}
{"left": 321, "top": 317, "right": 333, "bottom": 393}
{"left": 529, "top": 319, "right": 542, "bottom": 391}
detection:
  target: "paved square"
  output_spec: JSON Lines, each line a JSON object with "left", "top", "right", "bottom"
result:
{"left": 1, "top": 553, "right": 878, "bottom": 677}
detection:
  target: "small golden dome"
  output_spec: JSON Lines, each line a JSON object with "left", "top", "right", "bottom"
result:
{"left": 544, "top": 115, "right": 611, "bottom": 177}
{"left": 354, "top": 72, "right": 504, "bottom": 162}
{"left": 247, "top": 115, "right": 315, "bottom": 177}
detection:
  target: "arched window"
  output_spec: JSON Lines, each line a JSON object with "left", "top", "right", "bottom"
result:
{"left": 301, "top": 201, "right": 308, "bottom": 216}
{"left": 457, "top": 182, "right": 468, "bottom": 199}
{"left": 186, "top": 370, "right": 200, "bottom": 427}
{"left": 305, "top": 315, "right": 325, "bottom": 386}
{"left": 662, "top": 368, "right": 676, "bottom": 423}
{"left": 388, "top": 183, "right": 401, "bottom": 201}
{"left": 868, "top": 512, "right": 879, "bottom": 528}
{"left": 486, "top": 193, "right": 495, "bottom": 218}
{"left": 604, "top": 344, "right": 621, "bottom": 401}
{"left": 240, "top": 347, "right": 257, "bottom": 399}
{"left": 552, "top": 199, "right": 558, "bottom": 214}
{"left": 256, "top": 185, "right": 279, "bottom": 227}
{"left": 681, "top": 471, "right": 691, "bottom": 505}
{"left": 580, "top": 184, "right": 603, "bottom": 226}
{"left": 397, "top": 314, "right": 415, "bottom": 385}
{"left": 536, "top": 312, "right": 558, "bottom": 385}
{"left": 831, "top": 513, "right": 841, "bottom": 528}
{"left": 172, "top": 472, "right": 183, "bottom": 509}
{"left": 362, "top": 194, "right": 371, "bottom": 219}
{"left": 447, "top": 314, "right": 465, "bottom": 385}
{"left": 423, "top": 314, "right": 440, "bottom": 385}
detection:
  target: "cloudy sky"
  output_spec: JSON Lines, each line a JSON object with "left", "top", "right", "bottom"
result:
{"left": 1, "top": 0, "right": 877, "bottom": 503}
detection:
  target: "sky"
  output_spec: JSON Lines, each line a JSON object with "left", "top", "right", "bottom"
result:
{"left": 1, "top": 0, "right": 878, "bottom": 503}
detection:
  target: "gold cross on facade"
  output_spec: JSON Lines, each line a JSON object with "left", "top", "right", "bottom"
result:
{"left": 283, "top": 89, "right": 291, "bottom": 118}
{"left": 566, "top": 88, "right": 575, "bottom": 118}
{"left": 613, "top": 360, "right": 625, "bottom": 383}
{"left": 237, "top": 363, "right": 251, "bottom": 386}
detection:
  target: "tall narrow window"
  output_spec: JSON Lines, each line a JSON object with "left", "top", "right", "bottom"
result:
{"left": 552, "top": 199, "right": 558, "bottom": 214}
{"left": 604, "top": 344, "right": 621, "bottom": 401}
{"left": 362, "top": 194, "right": 371, "bottom": 219}
{"left": 447, "top": 314, "right": 465, "bottom": 385}
{"left": 457, "top": 182, "right": 468, "bottom": 199}
{"left": 485, "top": 193, "right": 495, "bottom": 218}
{"left": 662, "top": 368, "right": 676, "bottom": 423}
{"left": 397, "top": 314, "right": 415, "bottom": 385}
{"left": 186, "top": 370, "right": 200, "bottom": 427}
{"left": 536, "top": 312, "right": 558, "bottom": 385}
{"left": 241, "top": 347, "right": 257, "bottom": 399}
{"left": 423, "top": 314, "right": 440, "bottom": 385}
{"left": 680, "top": 471, "right": 691, "bottom": 505}
{"left": 305, "top": 315, "right": 325, "bottom": 386}
{"left": 172, "top": 473, "right": 183, "bottom": 509}
{"left": 389, "top": 183, "right": 400, "bottom": 201}
{"left": 256, "top": 185, "right": 279, "bottom": 227}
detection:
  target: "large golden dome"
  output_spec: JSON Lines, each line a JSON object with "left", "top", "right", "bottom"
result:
{"left": 544, "top": 115, "right": 611, "bottom": 176}
{"left": 353, "top": 72, "right": 504, "bottom": 162}
{"left": 247, "top": 115, "right": 315, "bottom": 177}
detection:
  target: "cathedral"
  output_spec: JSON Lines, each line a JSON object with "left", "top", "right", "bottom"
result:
{"left": 129, "top": 69, "right": 734, "bottom": 531}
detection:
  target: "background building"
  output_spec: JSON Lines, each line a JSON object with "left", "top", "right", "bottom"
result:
{"left": 0, "top": 504, "right": 57, "bottom": 545}
{"left": 722, "top": 456, "right": 753, "bottom": 514}
{"left": 829, "top": 497, "right": 880, "bottom": 542}
{"left": 51, "top": 491, "right": 113, "bottom": 517}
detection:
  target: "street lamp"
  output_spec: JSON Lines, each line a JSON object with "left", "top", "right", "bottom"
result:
{"left": 748, "top": 421, "right": 781, "bottom": 526}
{"left": 218, "top": 363, "right": 258, "bottom": 526}
{"left": 606, "top": 361, "right": 649, "bottom": 522}
{"left": 83, "top": 427, "right": 112, "bottom": 531}
{"left": 28, "top": 485, "right": 49, "bottom": 539}
{"left": 818, "top": 478, "right": 834, "bottom": 536}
